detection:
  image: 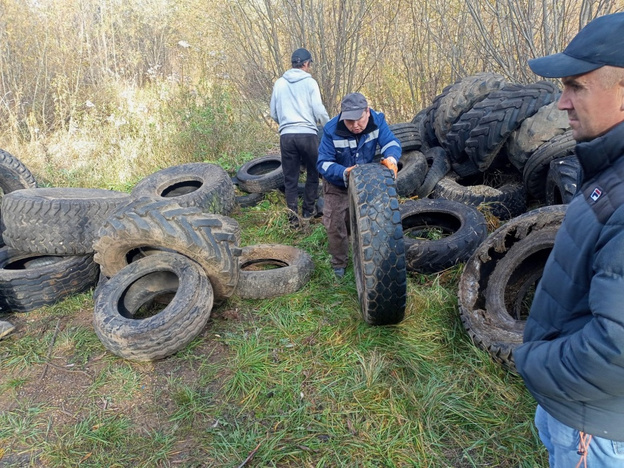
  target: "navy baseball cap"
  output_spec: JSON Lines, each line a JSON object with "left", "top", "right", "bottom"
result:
{"left": 529, "top": 12, "right": 624, "bottom": 78}
{"left": 339, "top": 93, "right": 368, "bottom": 121}
{"left": 291, "top": 48, "right": 312, "bottom": 66}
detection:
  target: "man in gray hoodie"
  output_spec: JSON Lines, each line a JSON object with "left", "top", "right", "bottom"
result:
{"left": 270, "top": 48, "right": 330, "bottom": 227}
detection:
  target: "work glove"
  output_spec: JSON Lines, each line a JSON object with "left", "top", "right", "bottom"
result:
{"left": 343, "top": 165, "right": 356, "bottom": 187}
{"left": 381, "top": 157, "right": 398, "bottom": 179}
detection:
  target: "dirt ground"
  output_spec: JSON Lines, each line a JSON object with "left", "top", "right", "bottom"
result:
{"left": 0, "top": 302, "right": 243, "bottom": 465}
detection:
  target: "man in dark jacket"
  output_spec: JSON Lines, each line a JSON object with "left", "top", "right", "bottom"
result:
{"left": 317, "top": 92, "right": 401, "bottom": 278}
{"left": 514, "top": 12, "right": 624, "bottom": 467}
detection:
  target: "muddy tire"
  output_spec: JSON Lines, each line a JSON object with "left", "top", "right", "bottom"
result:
{"left": 235, "top": 244, "right": 314, "bottom": 299}
{"left": 236, "top": 155, "right": 284, "bottom": 193}
{"left": 434, "top": 72, "right": 507, "bottom": 144}
{"left": 400, "top": 199, "right": 487, "bottom": 274}
{"left": 433, "top": 171, "right": 526, "bottom": 220}
{"left": 523, "top": 131, "right": 576, "bottom": 201}
{"left": 458, "top": 205, "right": 566, "bottom": 372}
{"left": 0, "top": 247, "right": 98, "bottom": 312}
{"left": 93, "top": 199, "right": 241, "bottom": 301}
{"left": 415, "top": 146, "right": 451, "bottom": 199}
{"left": 93, "top": 252, "right": 213, "bottom": 361}
{"left": 484, "top": 228, "right": 558, "bottom": 323}
{"left": 131, "top": 163, "right": 235, "bottom": 214}
{"left": 2, "top": 188, "right": 130, "bottom": 255}
{"left": 348, "top": 164, "right": 407, "bottom": 325}
{"left": 396, "top": 150, "right": 428, "bottom": 197}
{"left": 464, "top": 81, "right": 560, "bottom": 172}
{"left": 506, "top": 102, "right": 570, "bottom": 172}
{"left": 545, "top": 156, "right": 582, "bottom": 205}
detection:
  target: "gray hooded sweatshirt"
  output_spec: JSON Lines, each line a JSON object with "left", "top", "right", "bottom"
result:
{"left": 270, "top": 68, "right": 329, "bottom": 135}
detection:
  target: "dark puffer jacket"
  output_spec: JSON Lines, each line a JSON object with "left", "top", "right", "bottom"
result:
{"left": 514, "top": 121, "right": 624, "bottom": 442}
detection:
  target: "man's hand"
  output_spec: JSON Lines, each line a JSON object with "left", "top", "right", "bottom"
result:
{"left": 381, "top": 157, "right": 398, "bottom": 178}
{"left": 343, "top": 165, "right": 356, "bottom": 186}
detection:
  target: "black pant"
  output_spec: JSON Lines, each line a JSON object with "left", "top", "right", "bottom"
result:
{"left": 279, "top": 133, "right": 319, "bottom": 215}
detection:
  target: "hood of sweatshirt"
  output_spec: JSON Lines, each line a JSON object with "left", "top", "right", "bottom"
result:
{"left": 282, "top": 68, "right": 311, "bottom": 83}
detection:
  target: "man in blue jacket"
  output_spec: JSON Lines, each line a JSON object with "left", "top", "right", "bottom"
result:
{"left": 514, "top": 12, "right": 624, "bottom": 467}
{"left": 271, "top": 48, "right": 329, "bottom": 227}
{"left": 317, "top": 92, "right": 401, "bottom": 278}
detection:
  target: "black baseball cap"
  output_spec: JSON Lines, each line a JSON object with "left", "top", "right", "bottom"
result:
{"left": 529, "top": 12, "right": 624, "bottom": 78}
{"left": 291, "top": 48, "right": 313, "bottom": 66}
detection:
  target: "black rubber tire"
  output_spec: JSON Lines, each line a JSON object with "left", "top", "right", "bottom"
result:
{"left": 411, "top": 106, "right": 432, "bottom": 151}
{"left": 505, "top": 101, "right": 570, "bottom": 172}
{"left": 545, "top": 155, "right": 582, "bottom": 205}
{"left": 523, "top": 131, "right": 576, "bottom": 201}
{"left": 1, "top": 188, "right": 131, "bottom": 255}
{"left": 348, "top": 164, "right": 407, "bottom": 325}
{"left": 131, "top": 163, "right": 235, "bottom": 214}
{"left": 434, "top": 72, "right": 507, "bottom": 145}
{"left": 464, "top": 81, "right": 560, "bottom": 172}
{"left": 424, "top": 84, "right": 454, "bottom": 148}
{"left": 433, "top": 170, "right": 526, "bottom": 220}
{"left": 484, "top": 228, "right": 558, "bottom": 323}
{"left": 0, "top": 247, "right": 98, "bottom": 312}
{"left": 93, "top": 252, "right": 213, "bottom": 361}
{"left": 93, "top": 198, "right": 241, "bottom": 301}
{"left": 388, "top": 122, "right": 423, "bottom": 152}
{"left": 400, "top": 199, "right": 488, "bottom": 274}
{"left": 458, "top": 205, "right": 567, "bottom": 372}
{"left": 231, "top": 176, "right": 265, "bottom": 207}
{"left": 396, "top": 150, "right": 428, "bottom": 197}
{"left": 444, "top": 83, "right": 524, "bottom": 170}
{"left": 0, "top": 148, "right": 38, "bottom": 194}
{"left": 415, "top": 146, "right": 451, "bottom": 199}
{"left": 236, "top": 155, "right": 284, "bottom": 194}
{"left": 235, "top": 244, "right": 314, "bottom": 299}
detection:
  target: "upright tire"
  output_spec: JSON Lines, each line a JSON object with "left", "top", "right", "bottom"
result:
{"left": 348, "top": 164, "right": 406, "bottom": 325}
{"left": 0, "top": 148, "right": 38, "bottom": 193}
{"left": 395, "top": 150, "right": 428, "bottom": 197}
{"left": 2, "top": 188, "right": 131, "bottom": 255}
{"left": 131, "top": 163, "right": 235, "bottom": 214}
{"left": 93, "top": 252, "right": 213, "bottom": 361}
{"left": 545, "top": 155, "right": 582, "bottom": 205}
{"left": 93, "top": 199, "right": 241, "bottom": 301}
{"left": 434, "top": 72, "right": 507, "bottom": 144}
{"left": 464, "top": 81, "right": 560, "bottom": 172}
{"left": 458, "top": 205, "right": 566, "bottom": 372}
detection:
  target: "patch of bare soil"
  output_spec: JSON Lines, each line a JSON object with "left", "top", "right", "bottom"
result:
{"left": 0, "top": 302, "right": 241, "bottom": 465}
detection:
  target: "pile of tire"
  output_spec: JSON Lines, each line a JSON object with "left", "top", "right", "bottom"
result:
{"left": 401, "top": 73, "right": 582, "bottom": 216}
{"left": 0, "top": 159, "right": 315, "bottom": 361}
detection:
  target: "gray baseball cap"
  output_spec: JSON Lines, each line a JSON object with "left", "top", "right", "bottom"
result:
{"left": 529, "top": 12, "right": 624, "bottom": 78}
{"left": 339, "top": 93, "right": 368, "bottom": 121}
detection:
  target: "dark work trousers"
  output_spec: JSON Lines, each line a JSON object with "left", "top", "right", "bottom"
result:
{"left": 279, "top": 133, "right": 320, "bottom": 215}
{"left": 322, "top": 182, "right": 350, "bottom": 269}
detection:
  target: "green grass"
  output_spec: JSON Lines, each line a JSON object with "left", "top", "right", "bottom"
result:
{"left": 0, "top": 194, "right": 547, "bottom": 468}
{"left": 0, "top": 86, "right": 546, "bottom": 465}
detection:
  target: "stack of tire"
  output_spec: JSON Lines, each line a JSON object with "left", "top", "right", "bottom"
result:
{"left": 407, "top": 73, "right": 582, "bottom": 213}
{"left": 0, "top": 160, "right": 314, "bottom": 361}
